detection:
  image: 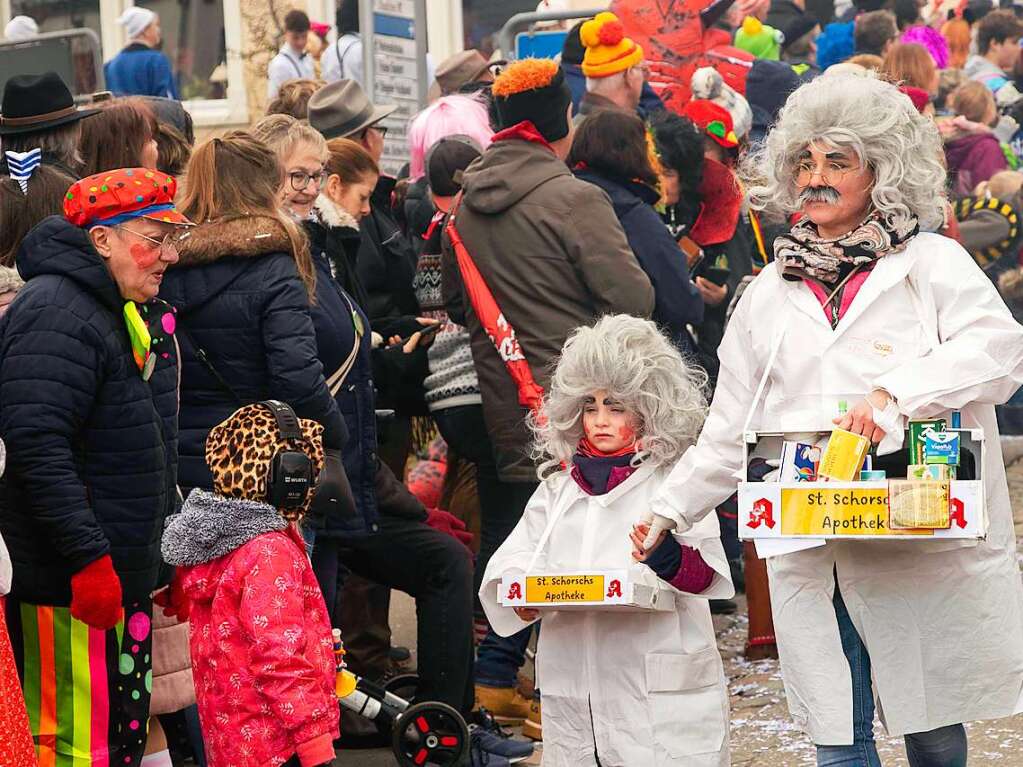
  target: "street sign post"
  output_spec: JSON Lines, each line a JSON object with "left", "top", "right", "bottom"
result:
{"left": 361, "top": 0, "right": 429, "bottom": 176}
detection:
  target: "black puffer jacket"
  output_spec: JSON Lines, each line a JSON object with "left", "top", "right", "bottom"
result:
{"left": 0, "top": 216, "right": 179, "bottom": 604}
{"left": 160, "top": 216, "right": 346, "bottom": 496}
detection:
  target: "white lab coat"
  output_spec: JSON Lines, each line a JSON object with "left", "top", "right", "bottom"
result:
{"left": 480, "top": 463, "right": 734, "bottom": 766}
{"left": 266, "top": 45, "right": 316, "bottom": 100}
{"left": 648, "top": 232, "right": 1023, "bottom": 744}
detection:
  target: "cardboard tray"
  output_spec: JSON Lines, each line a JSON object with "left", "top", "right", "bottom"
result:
{"left": 497, "top": 569, "right": 676, "bottom": 612}
{"left": 738, "top": 428, "right": 988, "bottom": 541}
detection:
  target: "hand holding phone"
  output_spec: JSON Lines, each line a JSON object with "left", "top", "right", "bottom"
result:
{"left": 386, "top": 321, "right": 443, "bottom": 352}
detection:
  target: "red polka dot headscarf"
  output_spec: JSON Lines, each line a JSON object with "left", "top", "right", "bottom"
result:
{"left": 63, "top": 167, "right": 192, "bottom": 228}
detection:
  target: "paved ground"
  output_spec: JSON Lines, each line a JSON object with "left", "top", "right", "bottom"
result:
{"left": 337, "top": 452, "right": 1023, "bottom": 766}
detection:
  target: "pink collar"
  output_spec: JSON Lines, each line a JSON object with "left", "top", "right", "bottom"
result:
{"left": 803, "top": 264, "right": 875, "bottom": 323}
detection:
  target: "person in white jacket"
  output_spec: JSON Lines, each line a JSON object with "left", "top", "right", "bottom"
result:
{"left": 480, "top": 315, "right": 734, "bottom": 767}
{"left": 643, "top": 72, "right": 1023, "bottom": 766}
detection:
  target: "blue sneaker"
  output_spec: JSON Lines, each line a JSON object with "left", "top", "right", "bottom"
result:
{"left": 470, "top": 740, "right": 511, "bottom": 767}
{"left": 469, "top": 709, "right": 535, "bottom": 764}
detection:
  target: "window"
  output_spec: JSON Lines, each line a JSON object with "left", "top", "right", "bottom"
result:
{"left": 1, "top": 0, "right": 248, "bottom": 127}
{"left": 136, "top": 0, "right": 227, "bottom": 101}
{"left": 10, "top": 0, "right": 101, "bottom": 40}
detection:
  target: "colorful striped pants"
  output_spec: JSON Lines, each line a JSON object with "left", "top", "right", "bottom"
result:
{"left": 6, "top": 599, "right": 154, "bottom": 767}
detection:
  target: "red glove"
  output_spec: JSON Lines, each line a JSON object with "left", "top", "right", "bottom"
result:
{"left": 153, "top": 569, "right": 190, "bottom": 622}
{"left": 425, "top": 508, "right": 474, "bottom": 551}
{"left": 70, "top": 555, "right": 123, "bottom": 630}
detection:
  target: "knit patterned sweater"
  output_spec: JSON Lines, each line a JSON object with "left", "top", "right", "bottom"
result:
{"left": 414, "top": 212, "right": 482, "bottom": 411}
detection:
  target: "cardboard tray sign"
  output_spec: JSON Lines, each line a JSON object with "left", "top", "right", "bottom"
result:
{"left": 498, "top": 570, "right": 676, "bottom": 612}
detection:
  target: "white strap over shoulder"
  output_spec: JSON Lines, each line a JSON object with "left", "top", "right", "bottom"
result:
{"left": 742, "top": 313, "right": 789, "bottom": 435}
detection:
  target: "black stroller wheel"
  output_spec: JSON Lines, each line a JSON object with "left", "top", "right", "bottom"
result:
{"left": 374, "top": 673, "right": 421, "bottom": 738}
{"left": 392, "top": 701, "right": 469, "bottom": 767}
{"left": 385, "top": 673, "right": 420, "bottom": 702}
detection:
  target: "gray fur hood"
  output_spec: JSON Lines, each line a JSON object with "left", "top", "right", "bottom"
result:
{"left": 161, "top": 488, "right": 288, "bottom": 567}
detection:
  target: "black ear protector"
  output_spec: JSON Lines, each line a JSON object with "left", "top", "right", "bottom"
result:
{"left": 260, "top": 400, "right": 313, "bottom": 510}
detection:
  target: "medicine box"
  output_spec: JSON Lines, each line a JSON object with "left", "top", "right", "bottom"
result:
{"left": 497, "top": 570, "right": 676, "bottom": 612}
{"left": 737, "top": 427, "right": 987, "bottom": 541}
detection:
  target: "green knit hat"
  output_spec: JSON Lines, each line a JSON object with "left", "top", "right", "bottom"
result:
{"left": 734, "top": 17, "right": 783, "bottom": 61}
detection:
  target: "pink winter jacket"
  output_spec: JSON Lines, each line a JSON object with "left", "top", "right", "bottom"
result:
{"left": 166, "top": 490, "right": 339, "bottom": 767}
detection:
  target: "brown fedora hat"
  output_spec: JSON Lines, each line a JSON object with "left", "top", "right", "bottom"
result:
{"left": 308, "top": 80, "right": 396, "bottom": 140}
{"left": 436, "top": 50, "right": 494, "bottom": 95}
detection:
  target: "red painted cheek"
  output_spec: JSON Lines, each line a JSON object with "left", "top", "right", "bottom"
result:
{"left": 130, "top": 243, "right": 160, "bottom": 270}
{"left": 617, "top": 424, "right": 636, "bottom": 442}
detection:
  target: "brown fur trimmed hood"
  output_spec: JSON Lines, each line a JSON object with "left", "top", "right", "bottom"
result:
{"left": 171, "top": 215, "right": 295, "bottom": 268}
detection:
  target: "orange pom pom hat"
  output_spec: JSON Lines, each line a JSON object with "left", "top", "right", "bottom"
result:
{"left": 580, "top": 11, "right": 644, "bottom": 78}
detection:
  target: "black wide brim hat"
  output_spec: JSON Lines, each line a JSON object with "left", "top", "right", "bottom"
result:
{"left": 0, "top": 71, "right": 99, "bottom": 136}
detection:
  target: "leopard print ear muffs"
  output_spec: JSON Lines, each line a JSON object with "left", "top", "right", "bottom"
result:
{"left": 205, "top": 403, "right": 325, "bottom": 520}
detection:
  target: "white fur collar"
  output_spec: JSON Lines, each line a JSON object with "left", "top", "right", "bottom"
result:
{"left": 314, "top": 194, "right": 360, "bottom": 232}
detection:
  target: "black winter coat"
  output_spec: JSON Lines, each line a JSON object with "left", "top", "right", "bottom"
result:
{"left": 358, "top": 176, "right": 420, "bottom": 324}
{"left": 0, "top": 216, "right": 179, "bottom": 604}
{"left": 160, "top": 216, "right": 346, "bottom": 498}
{"left": 305, "top": 200, "right": 429, "bottom": 533}
{"left": 305, "top": 202, "right": 379, "bottom": 537}
{"left": 574, "top": 168, "right": 704, "bottom": 355}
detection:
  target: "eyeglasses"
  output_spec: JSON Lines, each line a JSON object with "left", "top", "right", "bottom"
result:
{"left": 795, "top": 159, "right": 863, "bottom": 188}
{"left": 361, "top": 125, "right": 388, "bottom": 140}
{"left": 288, "top": 169, "right": 329, "bottom": 192}
{"left": 118, "top": 226, "right": 178, "bottom": 257}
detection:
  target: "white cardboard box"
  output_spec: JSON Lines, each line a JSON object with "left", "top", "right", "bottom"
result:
{"left": 498, "top": 569, "right": 676, "bottom": 612}
{"left": 738, "top": 428, "right": 988, "bottom": 542}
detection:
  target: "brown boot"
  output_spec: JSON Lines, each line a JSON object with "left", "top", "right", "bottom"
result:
{"left": 522, "top": 693, "right": 542, "bottom": 741}
{"left": 474, "top": 684, "right": 532, "bottom": 724}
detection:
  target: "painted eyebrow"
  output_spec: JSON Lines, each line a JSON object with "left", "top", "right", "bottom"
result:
{"left": 797, "top": 150, "right": 852, "bottom": 161}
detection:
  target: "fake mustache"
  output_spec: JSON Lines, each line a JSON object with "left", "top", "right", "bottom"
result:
{"left": 799, "top": 186, "right": 841, "bottom": 205}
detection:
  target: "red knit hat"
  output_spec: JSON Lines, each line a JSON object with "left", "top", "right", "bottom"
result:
{"left": 899, "top": 86, "right": 930, "bottom": 114}
{"left": 682, "top": 99, "right": 740, "bottom": 149}
{"left": 63, "top": 167, "right": 192, "bottom": 228}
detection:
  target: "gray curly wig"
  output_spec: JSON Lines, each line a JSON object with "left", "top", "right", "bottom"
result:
{"left": 531, "top": 315, "right": 707, "bottom": 479}
{"left": 741, "top": 73, "right": 947, "bottom": 231}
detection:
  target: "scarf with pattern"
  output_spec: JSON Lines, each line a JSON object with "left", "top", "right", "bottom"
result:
{"left": 773, "top": 210, "right": 918, "bottom": 284}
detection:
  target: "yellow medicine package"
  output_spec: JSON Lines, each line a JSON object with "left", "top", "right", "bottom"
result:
{"left": 818, "top": 429, "right": 871, "bottom": 482}
{"left": 889, "top": 479, "right": 951, "bottom": 529}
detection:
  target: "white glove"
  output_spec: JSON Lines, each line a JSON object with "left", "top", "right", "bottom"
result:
{"left": 639, "top": 509, "right": 677, "bottom": 550}
{"left": 870, "top": 396, "right": 905, "bottom": 457}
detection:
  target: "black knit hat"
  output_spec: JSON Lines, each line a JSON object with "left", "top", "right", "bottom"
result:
{"left": 492, "top": 59, "right": 573, "bottom": 143}
{"left": 562, "top": 21, "right": 586, "bottom": 66}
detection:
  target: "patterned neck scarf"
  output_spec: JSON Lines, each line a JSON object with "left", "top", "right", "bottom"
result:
{"left": 773, "top": 210, "right": 918, "bottom": 284}
{"left": 124, "top": 299, "right": 176, "bottom": 380}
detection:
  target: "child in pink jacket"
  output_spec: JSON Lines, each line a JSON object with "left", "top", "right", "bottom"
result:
{"left": 162, "top": 403, "right": 339, "bottom": 767}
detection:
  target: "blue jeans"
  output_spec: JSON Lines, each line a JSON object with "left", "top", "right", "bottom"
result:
{"left": 816, "top": 583, "right": 967, "bottom": 767}
{"left": 475, "top": 624, "right": 533, "bottom": 688}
